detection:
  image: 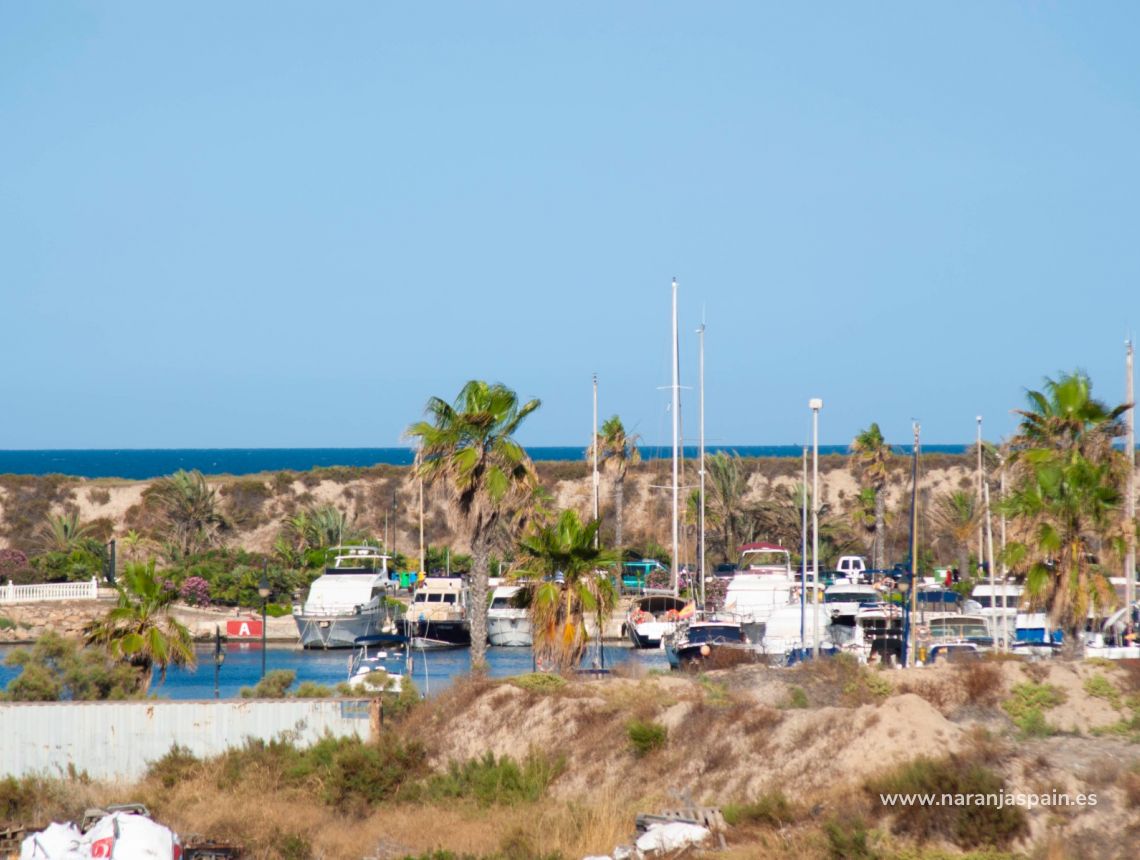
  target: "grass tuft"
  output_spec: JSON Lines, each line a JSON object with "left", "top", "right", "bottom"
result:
{"left": 626, "top": 719, "right": 667, "bottom": 757}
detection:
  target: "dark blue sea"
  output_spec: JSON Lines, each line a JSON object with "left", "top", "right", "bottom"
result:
{"left": 0, "top": 445, "right": 970, "bottom": 480}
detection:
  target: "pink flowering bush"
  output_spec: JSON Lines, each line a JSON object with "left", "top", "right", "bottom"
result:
{"left": 179, "top": 576, "right": 211, "bottom": 607}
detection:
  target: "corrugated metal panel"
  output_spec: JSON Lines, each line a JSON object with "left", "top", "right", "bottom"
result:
{"left": 0, "top": 699, "right": 372, "bottom": 780}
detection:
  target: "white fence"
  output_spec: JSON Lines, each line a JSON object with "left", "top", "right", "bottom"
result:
{"left": 0, "top": 698, "right": 375, "bottom": 780}
{"left": 0, "top": 577, "right": 99, "bottom": 604}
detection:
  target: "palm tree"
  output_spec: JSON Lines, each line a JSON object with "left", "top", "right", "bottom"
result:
{"left": 121, "top": 529, "right": 147, "bottom": 562}
{"left": 847, "top": 487, "right": 879, "bottom": 558}
{"left": 407, "top": 380, "right": 541, "bottom": 670}
{"left": 930, "top": 490, "right": 980, "bottom": 580}
{"left": 515, "top": 510, "right": 618, "bottom": 673}
{"left": 850, "top": 423, "right": 892, "bottom": 570}
{"left": 588, "top": 416, "right": 641, "bottom": 550}
{"left": 84, "top": 559, "right": 196, "bottom": 691}
{"left": 35, "top": 511, "right": 92, "bottom": 554}
{"left": 704, "top": 451, "right": 749, "bottom": 561}
{"left": 149, "top": 470, "right": 227, "bottom": 558}
{"left": 1002, "top": 371, "right": 1130, "bottom": 654}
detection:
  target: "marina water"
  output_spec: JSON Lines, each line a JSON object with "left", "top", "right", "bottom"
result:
{"left": 0, "top": 642, "right": 668, "bottom": 700}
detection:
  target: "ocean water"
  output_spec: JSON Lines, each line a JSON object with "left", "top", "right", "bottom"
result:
{"left": 0, "top": 445, "right": 970, "bottom": 480}
{"left": 0, "top": 642, "right": 667, "bottom": 700}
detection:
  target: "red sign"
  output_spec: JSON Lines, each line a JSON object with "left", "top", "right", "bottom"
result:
{"left": 91, "top": 837, "right": 113, "bottom": 858}
{"left": 226, "top": 619, "right": 263, "bottom": 638}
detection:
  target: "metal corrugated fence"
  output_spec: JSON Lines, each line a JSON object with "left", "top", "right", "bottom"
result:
{"left": 0, "top": 699, "right": 373, "bottom": 780}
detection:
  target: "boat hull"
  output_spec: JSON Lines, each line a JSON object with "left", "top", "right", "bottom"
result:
{"left": 667, "top": 642, "right": 760, "bottom": 671}
{"left": 401, "top": 618, "right": 471, "bottom": 647}
{"left": 488, "top": 613, "right": 532, "bottom": 647}
{"left": 294, "top": 611, "right": 379, "bottom": 649}
{"left": 627, "top": 620, "right": 675, "bottom": 649}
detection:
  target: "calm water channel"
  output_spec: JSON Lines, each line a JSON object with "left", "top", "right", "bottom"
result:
{"left": 0, "top": 642, "right": 669, "bottom": 699}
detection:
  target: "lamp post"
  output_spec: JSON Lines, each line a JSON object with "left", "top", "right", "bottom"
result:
{"left": 213, "top": 625, "right": 225, "bottom": 699}
{"left": 898, "top": 579, "right": 911, "bottom": 667}
{"left": 258, "top": 563, "right": 271, "bottom": 681}
{"left": 809, "top": 398, "right": 822, "bottom": 659}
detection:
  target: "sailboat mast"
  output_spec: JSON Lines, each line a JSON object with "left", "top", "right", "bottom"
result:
{"left": 1127, "top": 338, "right": 1135, "bottom": 611}
{"left": 909, "top": 421, "right": 921, "bottom": 666}
{"left": 671, "top": 278, "right": 680, "bottom": 597}
{"left": 697, "top": 321, "right": 706, "bottom": 608}
{"left": 592, "top": 373, "right": 600, "bottom": 548}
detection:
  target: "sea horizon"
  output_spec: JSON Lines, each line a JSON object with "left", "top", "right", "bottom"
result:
{"left": 0, "top": 444, "right": 975, "bottom": 481}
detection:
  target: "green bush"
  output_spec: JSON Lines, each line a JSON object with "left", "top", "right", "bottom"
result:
{"left": 864, "top": 755, "right": 1028, "bottom": 848}
{"left": 1002, "top": 682, "right": 1065, "bottom": 737}
{"left": 824, "top": 814, "right": 877, "bottom": 860}
{"left": 266, "top": 602, "right": 293, "bottom": 618}
{"left": 293, "top": 681, "right": 335, "bottom": 698}
{"left": 786, "top": 686, "right": 809, "bottom": 709}
{"left": 509, "top": 673, "right": 567, "bottom": 694}
{"left": 3, "top": 633, "right": 142, "bottom": 701}
{"left": 424, "top": 751, "right": 564, "bottom": 806}
{"left": 723, "top": 791, "right": 796, "bottom": 827}
{"left": 1083, "top": 673, "right": 1120, "bottom": 708}
{"left": 627, "top": 719, "right": 667, "bottom": 757}
{"left": 147, "top": 744, "right": 200, "bottom": 789}
{"left": 240, "top": 669, "right": 296, "bottom": 699}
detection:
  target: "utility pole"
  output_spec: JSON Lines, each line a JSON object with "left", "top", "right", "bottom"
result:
{"left": 1127, "top": 338, "right": 1136, "bottom": 611}
{"left": 810, "top": 398, "right": 823, "bottom": 658}
{"left": 697, "top": 323, "right": 707, "bottom": 609}
{"left": 592, "top": 373, "right": 599, "bottom": 549}
{"left": 909, "top": 421, "right": 920, "bottom": 666}
{"left": 999, "top": 452, "right": 1007, "bottom": 577}
{"left": 984, "top": 481, "right": 1002, "bottom": 651}
{"left": 670, "top": 278, "right": 680, "bottom": 597}
{"left": 418, "top": 477, "right": 425, "bottom": 575}
{"left": 976, "top": 416, "right": 984, "bottom": 576}
{"left": 801, "top": 446, "right": 808, "bottom": 656}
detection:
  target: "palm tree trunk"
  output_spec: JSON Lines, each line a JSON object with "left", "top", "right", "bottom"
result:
{"left": 874, "top": 489, "right": 885, "bottom": 570}
{"left": 613, "top": 474, "right": 624, "bottom": 550}
{"left": 469, "top": 532, "right": 491, "bottom": 672}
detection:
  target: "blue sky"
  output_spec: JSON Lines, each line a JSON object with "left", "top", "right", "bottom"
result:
{"left": 2, "top": 3, "right": 1137, "bottom": 450}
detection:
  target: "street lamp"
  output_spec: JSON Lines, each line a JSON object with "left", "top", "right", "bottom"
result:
{"left": 258, "top": 563, "right": 271, "bottom": 680}
{"left": 809, "top": 398, "right": 822, "bottom": 659}
{"left": 213, "top": 625, "right": 225, "bottom": 699}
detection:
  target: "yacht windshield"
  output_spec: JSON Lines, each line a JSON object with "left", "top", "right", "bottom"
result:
{"left": 687, "top": 625, "right": 742, "bottom": 644}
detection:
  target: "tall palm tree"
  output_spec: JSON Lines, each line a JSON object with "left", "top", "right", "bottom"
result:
{"left": 407, "top": 380, "right": 541, "bottom": 670}
{"left": 930, "top": 490, "right": 980, "bottom": 580}
{"left": 84, "top": 559, "right": 196, "bottom": 691}
{"left": 35, "top": 511, "right": 92, "bottom": 554}
{"left": 849, "top": 423, "right": 892, "bottom": 570}
{"left": 704, "top": 451, "right": 749, "bottom": 561}
{"left": 515, "top": 510, "right": 618, "bottom": 673}
{"left": 1002, "top": 371, "right": 1130, "bottom": 654}
{"left": 587, "top": 416, "right": 641, "bottom": 550}
{"left": 847, "top": 487, "right": 879, "bottom": 558}
{"left": 149, "top": 470, "right": 228, "bottom": 558}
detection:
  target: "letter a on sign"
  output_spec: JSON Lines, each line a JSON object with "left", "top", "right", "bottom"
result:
{"left": 239, "top": 622, "right": 251, "bottom": 637}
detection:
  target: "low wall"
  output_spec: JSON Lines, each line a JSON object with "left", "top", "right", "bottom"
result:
{"left": 0, "top": 698, "right": 376, "bottom": 781}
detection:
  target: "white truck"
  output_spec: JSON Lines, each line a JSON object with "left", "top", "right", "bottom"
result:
{"left": 836, "top": 555, "right": 867, "bottom": 583}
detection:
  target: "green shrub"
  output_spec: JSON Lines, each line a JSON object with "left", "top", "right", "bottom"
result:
{"left": 1001, "top": 682, "right": 1065, "bottom": 737}
{"left": 265, "top": 602, "right": 293, "bottom": 617}
{"left": 0, "top": 616, "right": 14, "bottom": 631}
{"left": 147, "top": 744, "right": 200, "bottom": 789}
{"left": 509, "top": 673, "right": 567, "bottom": 694}
{"left": 1083, "top": 673, "right": 1120, "bottom": 708}
{"left": 786, "top": 686, "right": 809, "bottom": 709}
{"left": 293, "top": 681, "right": 334, "bottom": 698}
{"left": 627, "top": 719, "right": 667, "bottom": 757}
{"left": 824, "top": 814, "right": 878, "bottom": 860}
{"left": 424, "top": 751, "right": 563, "bottom": 806}
{"left": 240, "top": 669, "right": 296, "bottom": 698}
{"left": 865, "top": 755, "right": 1028, "bottom": 848}
{"left": 722, "top": 791, "right": 796, "bottom": 827}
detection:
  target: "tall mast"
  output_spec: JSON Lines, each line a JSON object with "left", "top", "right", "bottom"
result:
{"left": 801, "top": 445, "right": 808, "bottom": 653}
{"left": 671, "top": 278, "right": 680, "bottom": 597}
{"left": 976, "top": 416, "right": 983, "bottom": 576}
{"left": 697, "top": 321, "right": 707, "bottom": 608}
{"left": 908, "top": 421, "right": 920, "bottom": 666}
{"left": 418, "top": 477, "right": 425, "bottom": 575}
{"left": 1127, "top": 338, "right": 1136, "bottom": 610}
{"left": 592, "top": 373, "right": 599, "bottom": 548}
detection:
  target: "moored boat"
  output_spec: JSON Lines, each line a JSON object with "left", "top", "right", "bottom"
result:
{"left": 401, "top": 576, "right": 472, "bottom": 648}
{"left": 664, "top": 616, "right": 759, "bottom": 670}
{"left": 626, "top": 594, "right": 691, "bottom": 649}
{"left": 293, "top": 546, "right": 401, "bottom": 649}
{"left": 487, "top": 584, "right": 532, "bottom": 647}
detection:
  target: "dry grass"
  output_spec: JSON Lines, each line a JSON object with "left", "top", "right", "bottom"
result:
{"left": 958, "top": 660, "right": 1005, "bottom": 708}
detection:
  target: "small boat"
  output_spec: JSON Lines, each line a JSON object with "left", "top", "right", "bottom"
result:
{"left": 626, "top": 594, "right": 691, "bottom": 649}
{"left": 722, "top": 543, "right": 796, "bottom": 643}
{"left": 487, "top": 584, "right": 532, "bottom": 647}
{"left": 293, "top": 546, "right": 402, "bottom": 649}
{"left": 346, "top": 633, "right": 408, "bottom": 693}
{"left": 664, "top": 616, "right": 759, "bottom": 670}
{"left": 401, "top": 577, "right": 472, "bottom": 647}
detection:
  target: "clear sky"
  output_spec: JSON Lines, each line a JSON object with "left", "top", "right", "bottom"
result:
{"left": 2, "top": 3, "right": 1138, "bottom": 450}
